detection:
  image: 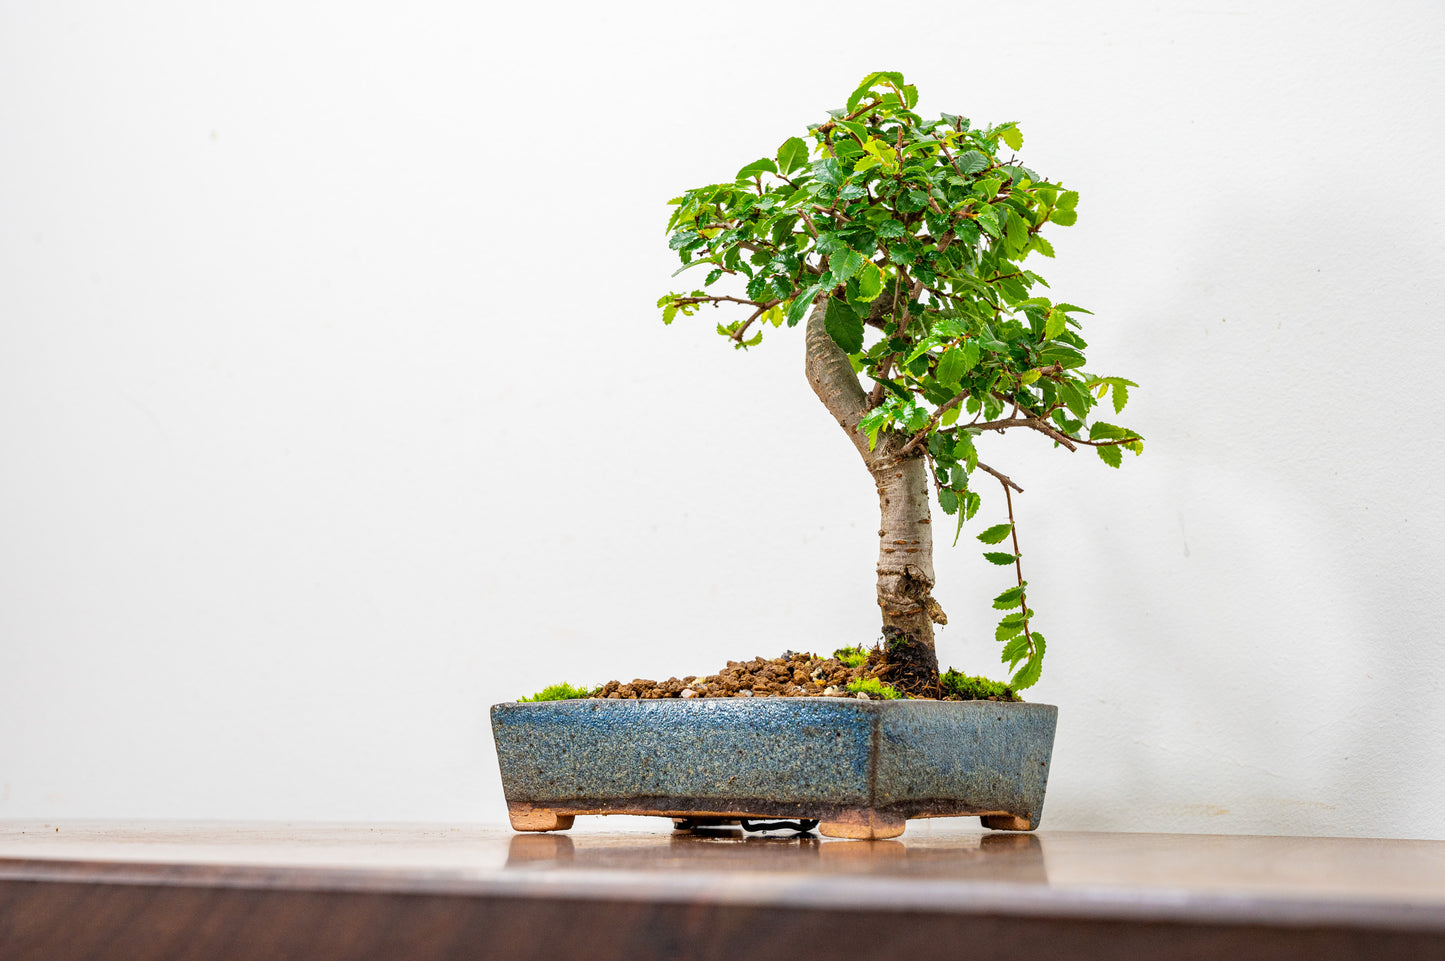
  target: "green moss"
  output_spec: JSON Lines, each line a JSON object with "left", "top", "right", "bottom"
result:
{"left": 846, "top": 677, "right": 903, "bottom": 700}
{"left": 518, "top": 682, "right": 598, "bottom": 702}
{"left": 832, "top": 645, "right": 869, "bottom": 668}
{"left": 939, "top": 669, "right": 1020, "bottom": 702}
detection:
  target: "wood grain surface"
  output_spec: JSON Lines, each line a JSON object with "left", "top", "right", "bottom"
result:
{"left": 2, "top": 821, "right": 1443, "bottom": 961}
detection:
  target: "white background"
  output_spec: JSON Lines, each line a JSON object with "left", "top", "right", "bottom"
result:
{"left": 2, "top": 0, "right": 1443, "bottom": 838}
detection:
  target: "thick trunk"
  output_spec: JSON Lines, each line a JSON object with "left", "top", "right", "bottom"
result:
{"left": 804, "top": 302, "right": 943, "bottom": 690}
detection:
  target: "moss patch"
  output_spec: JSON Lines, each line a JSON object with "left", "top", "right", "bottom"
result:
{"left": 940, "top": 669, "right": 1019, "bottom": 702}
{"left": 518, "top": 682, "right": 599, "bottom": 702}
{"left": 846, "top": 677, "right": 903, "bottom": 699}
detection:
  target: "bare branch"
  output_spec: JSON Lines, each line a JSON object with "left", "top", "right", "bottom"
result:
{"left": 815, "top": 99, "right": 884, "bottom": 136}
{"left": 976, "top": 461, "right": 1023, "bottom": 493}
{"left": 729, "top": 297, "right": 783, "bottom": 343}
{"left": 812, "top": 204, "right": 853, "bottom": 222}
{"left": 867, "top": 355, "right": 894, "bottom": 408}
{"left": 798, "top": 208, "right": 820, "bottom": 239}
{"left": 672, "top": 294, "right": 768, "bottom": 309}
{"left": 1071, "top": 434, "right": 1144, "bottom": 449}
{"left": 897, "top": 389, "right": 971, "bottom": 457}
{"left": 1013, "top": 417, "right": 1078, "bottom": 451}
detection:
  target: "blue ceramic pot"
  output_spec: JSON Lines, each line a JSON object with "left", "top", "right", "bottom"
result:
{"left": 491, "top": 697, "right": 1056, "bottom": 839}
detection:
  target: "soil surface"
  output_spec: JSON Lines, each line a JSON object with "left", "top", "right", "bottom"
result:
{"left": 591, "top": 648, "right": 1015, "bottom": 702}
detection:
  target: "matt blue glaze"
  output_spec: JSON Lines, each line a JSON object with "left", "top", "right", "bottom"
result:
{"left": 490, "top": 698, "right": 1057, "bottom": 828}
{"left": 874, "top": 700, "right": 1057, "bottom": 816}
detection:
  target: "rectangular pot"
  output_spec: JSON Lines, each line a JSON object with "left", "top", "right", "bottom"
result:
{"left": 491, "top": 697, "right": 1057, "bottom": 839}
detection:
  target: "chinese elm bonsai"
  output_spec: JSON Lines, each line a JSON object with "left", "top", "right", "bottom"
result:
{"left": 653, "top": 71, "right": 1142, "bottom": 696}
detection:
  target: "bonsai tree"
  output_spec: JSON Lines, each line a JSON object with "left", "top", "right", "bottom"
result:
{"left": 659, "top": 72, "right": 1141, "bottom": 694}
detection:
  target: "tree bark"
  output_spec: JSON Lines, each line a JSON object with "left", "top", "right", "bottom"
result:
{"left": 804, "top": 301, "right": 944, "bottom": 689}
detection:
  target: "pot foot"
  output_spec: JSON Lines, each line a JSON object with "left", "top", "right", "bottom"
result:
{"left": 980, "top": 814, "right": 1035, "bottom": 831}
{"left": 818, "top": 810, "right": 906, "bottom": 840}
{"left": 508, "top": 806, "right": 575, "bottom": 832}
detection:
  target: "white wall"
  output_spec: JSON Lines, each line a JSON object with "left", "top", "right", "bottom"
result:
{"left": 2, "top": 0, "right": 1442, "bottom": 838}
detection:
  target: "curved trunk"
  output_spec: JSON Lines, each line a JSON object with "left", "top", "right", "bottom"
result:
{"left": 804, "top": 302, "right": 943, "bottom": 690}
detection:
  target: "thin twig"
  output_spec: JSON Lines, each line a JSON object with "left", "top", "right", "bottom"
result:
{"left": 897, "top": 389, "right": 971, "bottom": 456}
{"left": 672, "top": 294, "right": 768, "bottom": 309}
{"left": 727, "top": 298, "right": 783, "bottom": 342}
{"left": 1002, "top": 480, "right": 1035, "bottom": 665}
{"left": 868, "top": 356, "right": 894, "bottom": 408}
{"left": 815, "top": 99, "right": 884, "bottom": 136}
{"left": 976, "top": 461, "right": 1022, "bottom": 493}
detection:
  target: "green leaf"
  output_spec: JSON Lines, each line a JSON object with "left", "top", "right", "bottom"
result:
{"left": 670, "top": 258, "right": 713, "bottom": 278}
{"left": 933, "top": 347, "right": 962, "bottom": 386}
{"left": 869, "top": 376, "right": 910, "bottom": 401}
{"left": 1037, "top": 343, "right": 1087, "bottom": 368}
{"left": 830, "top": 248, "right": 864, "bottom": 283}
{"left": 995, "top": 618, "right": 1025, "bottom": 642}
{"left": 1111, "top": 381, "right": 1129, "bottom": 413}
{"left": 875, "top": 218, "right": 906, "bottom": 239}
{"left": 1044, "top": 309, "right": 1066, "bottom": 341}
{"left": 998, "top": 610, "right": 1030, "bottom": 629}
{"left": 736, "top": 158, "right": 778, "bottom": 180}
{"left": 855, "top": 261, "right": 884, "bottom": 302}
{"left": 955, "top": 431, "right": 978, "bottom": 472}
{"left": 1000, "top": 635, "right": 1030, "bottom": 668}
{"left": 669, "top": 229, "right": 700, "bottom": 251}
{"left": 955, "top": 150, "right": 987, "bottom": 174}
{"left": 1052, "top": 208, "right": 1077, "bottom": 227}
{"left": 1097, "top": 445, "right": 1123, "bottom": 468}
{"left": 903, "top": 335, "right": 942, "bottom": 365}
{"left": 857, "top": 407, "right": 887, "bottom": 450}
{"left": 992, "top": 585, "right": 1026, "bottom": 610}
{"left": 1011, "top": 642, "right": 1044, "bottom": 690}
{"left": 999, "top": 125, "right": 1023, "bottom": 151}
{"left": 930, "top": 315, "right": 964, "bottom": 337}
{"left": 1089, "top": 421, "right": 1129, "bottom": 441}
{"left": 1061, "top": 380, "right": 1091, "bottom": 419}
{"left": 811, "top": 157, "right": 843, "bottom": 187}
{"left": 976, "top": 207, "right": 1000, "bottom": 238}
{"left": 852, "top": 153, "right": 880, "bottom": 174}
{"left": 824, "top": 296, "right": 864, "bottom": 354}
{"left": 983, "top": 551, "right": 1017, "bottom": 566}
{"left": 1004, "top": 209, "right": 1028, "bottom": 249}
{"left": 977, "top": 523, "right": 1013, "bottom": 545}
{"left": 1057, "top": 190, "right": 1079, "bottom": 211}
{"left": 903, "top": 400, "right": 930, "bottom": 433}
{"left": 785, "top": 284, "right": 821, "bottom": 327}
{"left": 845, "top": 76, "right": 876, "bottom": 113}
{"left": 938, "top": 487, "right": 959, "bottom": 515}
{"left": 1032, "top": 235, "right": 1055, "bottom": 258}
{"left": 961, "top": 340, "right": 982, "bottom": 372}
{"left": 776, "top": 137, "right": 809, "bottom": 174}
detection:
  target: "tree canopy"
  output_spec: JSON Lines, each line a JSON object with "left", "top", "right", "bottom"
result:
{"left": 659, "top": 72, "right": 1141, "bottom": 690}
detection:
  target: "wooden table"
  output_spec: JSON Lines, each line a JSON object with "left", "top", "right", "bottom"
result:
{"left": 2, "top": 820, "right": 1443, "bottom": 960}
